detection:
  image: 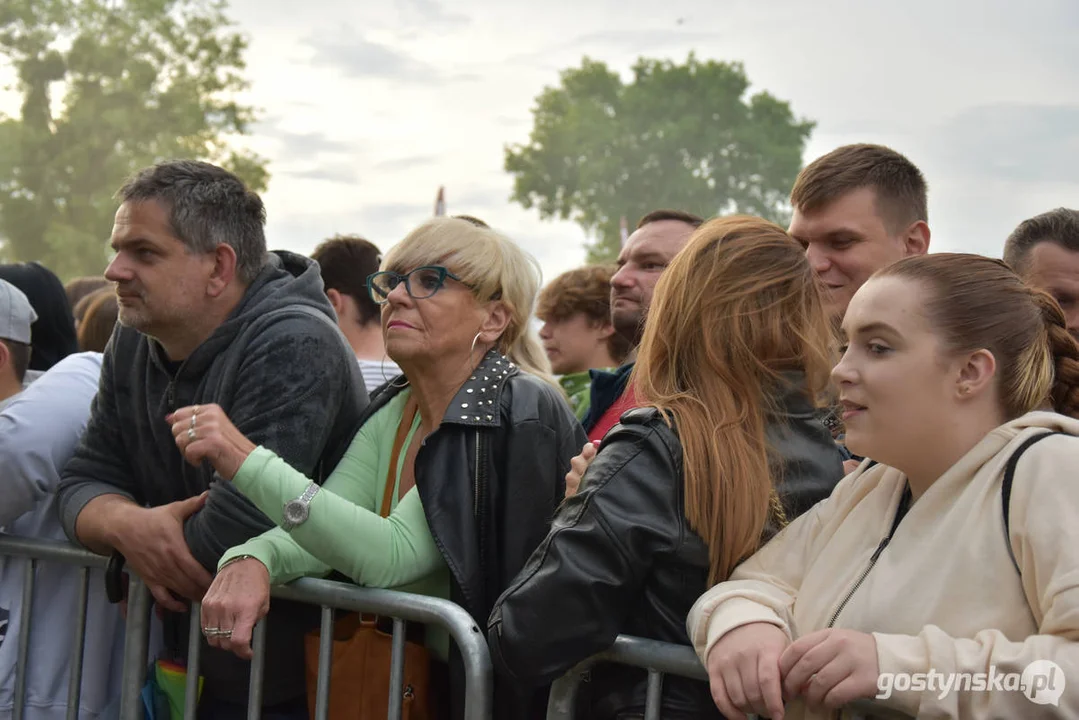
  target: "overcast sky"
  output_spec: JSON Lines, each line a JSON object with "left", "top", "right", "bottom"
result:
{"left": 8, "top": 0, "right": 1079, "bottom": 283}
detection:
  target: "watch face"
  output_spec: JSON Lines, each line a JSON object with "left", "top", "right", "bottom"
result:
{"left": 284, "top": 500, "right": 308, "bottom": 525}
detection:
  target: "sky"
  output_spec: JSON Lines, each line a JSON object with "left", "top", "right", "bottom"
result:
{"left": 6, "top": 0, "right": 1079, "bottom": 284}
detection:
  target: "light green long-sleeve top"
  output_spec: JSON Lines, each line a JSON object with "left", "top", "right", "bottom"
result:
{"left": 220, "top": 389, "right": 452, "bottom": 658}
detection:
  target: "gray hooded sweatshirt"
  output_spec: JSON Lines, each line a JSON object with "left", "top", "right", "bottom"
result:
{"left": 57, "top": 250, "right": 368, "bottom": 706}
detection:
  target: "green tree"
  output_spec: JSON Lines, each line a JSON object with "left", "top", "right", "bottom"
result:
{"left": 505, "top": 53, "right": 815, "bottom": 263}
{"left": 0, "top": 0, "right": 268, "bottom": 279}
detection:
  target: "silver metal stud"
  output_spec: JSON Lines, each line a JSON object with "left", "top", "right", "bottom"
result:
{"left": 461, "top": 403, "right": 469, "bottom": 408}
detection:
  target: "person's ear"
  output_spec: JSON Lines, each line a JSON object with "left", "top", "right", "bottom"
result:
{"left": 594, "top": 320, "right": 616, "bottom": 340}
{"left": 207, "top": 244, "right": 238, "bottom": 297}
{"left": 955, "top": 348, "right": 996, "bottom": 400}
{"left": 326, "top": 289, "right": 346, "bottom": 315}
{"left": 478, "top": 301, "right": 512, "bottom": 345}
{"left": 0, "top": 341, "right": 10, "bottom": 374}
{"left": 902, "top": 220, "right": 930, "bottom": 257}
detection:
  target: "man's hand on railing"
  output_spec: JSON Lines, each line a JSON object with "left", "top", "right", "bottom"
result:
{"left": 705, "top": 621, "right": 789, "bottom": 720}
{"left": 104, "top": 493, "right": 213, "bottom": 613}
{"left": 564, "top": 441, "right": 598, "bottom": 499}
{"left": 200, "top": 557, "right": 272, "bottom": 660}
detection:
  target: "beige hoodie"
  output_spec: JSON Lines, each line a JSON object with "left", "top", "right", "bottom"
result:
{"left": 687, "top": 411, "right": 1079, "bottom": 719}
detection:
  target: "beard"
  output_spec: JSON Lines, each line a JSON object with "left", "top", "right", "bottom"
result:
{"left": 611, "top": 304, "right": 645, "bottom": 347}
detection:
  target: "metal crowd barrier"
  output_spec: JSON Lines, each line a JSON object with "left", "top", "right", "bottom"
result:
{"left": 0, "top": 534, "right": 109, "bottom": 720}
{"left": 0, "top": 534, "right": 493, "bottom": 720}
{"left": 545, "top": 635, "right": 710, "bottom": 720}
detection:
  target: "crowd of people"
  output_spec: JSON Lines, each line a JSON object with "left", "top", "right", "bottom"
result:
{"left": 0, "top": 143, "right": 1077, "bottom": 720}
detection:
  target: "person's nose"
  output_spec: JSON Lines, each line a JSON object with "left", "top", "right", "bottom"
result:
{"left": 539, "top": 322, "right": 553, "bottom": 340}
{"left": 831, "top": 345, "right": 857, "bottom": 388}
{"left": 805, "top": 243, "right": 832, "bottom": 276}
{"left": 104, "top": 254, "right": 132, "bottom": 283}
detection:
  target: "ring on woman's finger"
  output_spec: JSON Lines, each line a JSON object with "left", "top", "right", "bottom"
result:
{"left": 187, "top": 427, "right": 197, "bottom": 441}
{"left": 190, "top": 414, "right": 197, "bottom": 429}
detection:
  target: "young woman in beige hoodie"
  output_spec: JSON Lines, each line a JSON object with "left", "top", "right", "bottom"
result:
{"left": 688, "top": 253, "right": 1079, "bottom": 720}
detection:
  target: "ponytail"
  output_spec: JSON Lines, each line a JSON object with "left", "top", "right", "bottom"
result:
{"left": 1033, "top": 291, "right": 1079, "bottom": 417}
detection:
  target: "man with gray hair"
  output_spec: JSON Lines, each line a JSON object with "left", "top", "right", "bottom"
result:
{"left": 57, "top": 160, "right": 367, "bottom": 718}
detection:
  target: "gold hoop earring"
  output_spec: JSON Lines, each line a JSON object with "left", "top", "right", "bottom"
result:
{"left": 470, "top": 331, "right": 482, "bottom": 355}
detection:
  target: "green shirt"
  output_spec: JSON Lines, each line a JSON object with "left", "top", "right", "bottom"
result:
{"left": 559, "top": 368, "right": 617, "bottom": 422}
{"left": 221, "top": 389, "right": 452, "bottom": 658}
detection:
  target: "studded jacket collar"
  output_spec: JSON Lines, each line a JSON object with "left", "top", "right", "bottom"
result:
{"left": 442, "top": 349, "right": 518, "bottom": 427}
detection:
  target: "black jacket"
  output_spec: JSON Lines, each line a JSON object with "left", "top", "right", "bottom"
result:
{"left": 358, "top": 350, "right": 587, "bottom": 719}
{"left": 57, "top": 251, "right": 368, "bottom": 705}
{"left": 487, "top": 372, "right": 845, "bottom": 719}
{"left": 580, "top": 363, "right": 634, "bottom": 434}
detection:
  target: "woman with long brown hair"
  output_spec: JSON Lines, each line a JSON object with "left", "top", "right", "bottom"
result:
{"left": 487, "top": 216, "right": 846, "bottom": 719}
{"left": 691, "top": 254, "right": 1079, "bottom": 720}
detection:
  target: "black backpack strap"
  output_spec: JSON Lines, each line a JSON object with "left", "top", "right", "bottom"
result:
{"left": 1002, "top": 431, "right": 1066, "bottom": 573}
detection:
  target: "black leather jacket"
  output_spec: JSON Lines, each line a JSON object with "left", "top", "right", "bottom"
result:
{"left": 362, "top": 350, "right": 586, "bottom": 719}
{"left": 487, "top": 372, "right": 844, "bottom": 719}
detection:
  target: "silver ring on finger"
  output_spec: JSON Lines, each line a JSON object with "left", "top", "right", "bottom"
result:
{"left": 187, "top": 427, "right": 196, "bottom": 441}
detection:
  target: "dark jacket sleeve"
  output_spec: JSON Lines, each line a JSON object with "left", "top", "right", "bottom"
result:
{"left": 487, "top": 419, "right": 680, "bottom": 686}
{"left": 57, "top": 335, "right": 140, "bottom": 543}
{"left": 183, "top": 316, "right": 367, "bottom": 570}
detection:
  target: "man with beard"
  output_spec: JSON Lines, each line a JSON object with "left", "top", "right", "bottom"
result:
{"left": 581, "top": 210, "right": 702, "bottom": 443}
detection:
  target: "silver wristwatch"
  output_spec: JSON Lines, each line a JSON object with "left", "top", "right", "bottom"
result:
{"left": 281, "top": 482, "right": 320, "bottom": 531}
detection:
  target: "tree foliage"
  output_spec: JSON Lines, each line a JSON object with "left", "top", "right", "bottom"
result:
{"left": 505, "top": 54, "right": 815, "bottom": 262}
{"left": 0, "top": 0, "right": 268, "bottom": 279}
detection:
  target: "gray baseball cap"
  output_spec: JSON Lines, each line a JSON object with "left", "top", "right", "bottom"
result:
{"left": 0, "top": 278, "right": 37, "bottom": 344}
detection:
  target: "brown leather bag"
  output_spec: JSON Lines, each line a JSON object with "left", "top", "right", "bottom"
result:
{"left": 304, "top": 399, "right": 433, "bottom": 720}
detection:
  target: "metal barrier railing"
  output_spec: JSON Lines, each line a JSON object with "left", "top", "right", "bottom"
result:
{"left": 0, "top": 534, "right": 494, "bottom": 720}
{"left": 545, "top": 635, "right": 709, "bottom": 720}
{"left": 0, "top": 534, "right": 110, "bottom": 720}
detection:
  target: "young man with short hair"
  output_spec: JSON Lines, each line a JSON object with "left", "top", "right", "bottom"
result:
{"left": 789, "top": 143, "right": 931, "bottom": 323}
{"left": 310, "top": 234, "right": 401, "bottom": 391}
{"left": 537, "top": 264, "right": 631, "bottom": 420}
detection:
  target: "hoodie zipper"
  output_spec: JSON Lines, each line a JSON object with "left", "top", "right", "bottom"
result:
{"left": 826, "top": 485, "right": 911, "bottom": 629}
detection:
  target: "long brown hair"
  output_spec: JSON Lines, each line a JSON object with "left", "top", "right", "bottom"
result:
{"left": 633, "top": 215, "right": 835, "bottom": 585}
{"left": 877, "top": 253, "right": 1079, "bottom": 419}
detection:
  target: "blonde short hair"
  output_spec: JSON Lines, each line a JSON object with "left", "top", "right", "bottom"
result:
{"left": 384, "top": 217, "right": 558, "bottom": 390}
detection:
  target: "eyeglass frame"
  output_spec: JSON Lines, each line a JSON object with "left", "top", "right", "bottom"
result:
{"left": 366, "top": 265, "right": 475, "bottom": 304}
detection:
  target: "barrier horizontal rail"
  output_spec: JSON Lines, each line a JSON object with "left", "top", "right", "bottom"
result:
{"left": 545, "top": 635, "right": 709, "bottom": 720}
{"left": 0, "top": 535, "right": 494, "bottom": 720}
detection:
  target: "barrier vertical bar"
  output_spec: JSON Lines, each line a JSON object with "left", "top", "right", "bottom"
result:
{"left": 246, "top": 619, "right": 267, "bottom": 720}
{"left": 387, "top": 619, "right": 406, "bottom": 720}
{"left": 314, "top": 607, "right": 334, "bottom": 720}
{"left": 64, "top": 568, "right": 91, "bottom": 720}
{"left": 13, "top": 559, "right": 37, "bottom": 720}
{"left": 119, "top": 578, "right": 152, "bottom": 720}
{"left": 643, "top": 670, "right": 663, "bottom": 720}
{"left": 183, "top": 602, "right": 203, "bottom": 720}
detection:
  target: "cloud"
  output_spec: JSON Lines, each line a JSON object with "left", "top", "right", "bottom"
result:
{"left": 303, "top": 32, "right": 475, "bottom": 84}
{"left": 285, "top": 165, "right": 360, "bottom": 184}
{"left": 374, "top": 154, "right": 441, "bottom": 172}
{"left": 360, "top": 202, "right": 435, "bottom": 228}
{"left": 505, "top": 27, "right": 719, "bottom": 66}
{"left": 927, "top": 104, "right": 1079, "bottom": 184}
{"left": 398, "top": 0, "right": 468, "bottom": 28}
{"left": 253, "top": 118, "right": 358, "bottom": 158}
